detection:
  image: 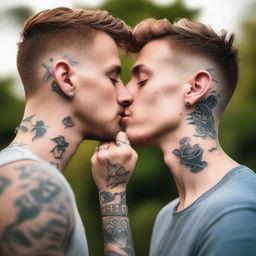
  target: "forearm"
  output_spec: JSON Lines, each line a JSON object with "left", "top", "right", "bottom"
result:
{"left": 99, "top": 190, "right": 135, "bottom": 256}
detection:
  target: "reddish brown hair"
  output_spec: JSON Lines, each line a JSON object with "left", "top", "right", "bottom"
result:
{"left": 17, "top": 7, "right": 131, "bottom": 95}
{"left": 130, "top": 18, "right": 239, "bottom": 100}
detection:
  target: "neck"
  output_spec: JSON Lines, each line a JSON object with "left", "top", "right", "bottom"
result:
{"left": 159, "top": 112, "right": 238, "bottom": 212}
{"left": 11, "top": 105, "right": 83, "bottom": 172}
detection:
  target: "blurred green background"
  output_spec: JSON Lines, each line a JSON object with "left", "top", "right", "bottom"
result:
{"left": 0, "top": 0, "right": 256, "bottom": 255}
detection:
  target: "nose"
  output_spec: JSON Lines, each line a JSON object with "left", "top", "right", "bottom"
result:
{"left": 117, "top": 85, "right": 134, "bottom": 107}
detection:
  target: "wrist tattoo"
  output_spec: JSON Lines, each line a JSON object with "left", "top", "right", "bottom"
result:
{"left": 101, "top": 204, "right": 128, "bottom": 217}
{"left": 99, "top": 191, "right": 126, "bottom": 204}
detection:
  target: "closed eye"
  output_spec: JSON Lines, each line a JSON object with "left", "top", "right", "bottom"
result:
{"left": 110, "top": 78, "right": 119, "bottom": 85}
{"left": 138, "top": 79, "right": 148, "bottom": 87}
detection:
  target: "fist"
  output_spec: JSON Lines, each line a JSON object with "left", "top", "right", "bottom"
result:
{"left": 91, "top": 132, "right": 138, "bottom": 191}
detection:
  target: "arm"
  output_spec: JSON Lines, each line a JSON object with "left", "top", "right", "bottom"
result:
{"left": 91, "top": 132, "right": 137, "bottom": 256}
{"left": 0, "top": 161, "right": 75, "bottom": 256}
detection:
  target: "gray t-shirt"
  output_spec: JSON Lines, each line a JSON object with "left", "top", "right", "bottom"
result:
{"left": 0, "top": 146, "right": 89, "bottom": 256}
{"left": 149, "top": 166, "right": 256, "bottom": 256}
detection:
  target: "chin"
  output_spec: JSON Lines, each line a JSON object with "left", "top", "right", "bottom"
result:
{"left": 85, "top": 125, "right": 120, "bottom": 142}
{"left": 126, "top": 128, "right": 155, "bottom": 147}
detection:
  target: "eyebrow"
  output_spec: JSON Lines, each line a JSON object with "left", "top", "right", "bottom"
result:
{"left": 106, "top": 65, "right": 122, "bottom": 76}
{"left": 131, "top": 64, "right": 151, "bottom": 76}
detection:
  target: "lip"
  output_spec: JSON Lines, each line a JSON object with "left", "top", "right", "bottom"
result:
{"left": 120, "top": 115, "right": 131, "bottom": 125}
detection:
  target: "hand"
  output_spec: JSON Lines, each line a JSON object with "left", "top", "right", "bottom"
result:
{"left": 91, "top": 131, "right": 138, "bottom": 191}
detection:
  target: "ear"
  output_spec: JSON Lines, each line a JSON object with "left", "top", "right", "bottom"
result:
{"left": 52, "top": 61, "right": 75, "bottom": 97}
{"left": 185, "top": 70, "right": 211, "bottom": 106}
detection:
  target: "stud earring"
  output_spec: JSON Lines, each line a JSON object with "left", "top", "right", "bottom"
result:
{"left": 69, "top": 91, "right": 74, "bottom": 97}
{"left": 185, "top": 101, "right": 190, "bottom": 106}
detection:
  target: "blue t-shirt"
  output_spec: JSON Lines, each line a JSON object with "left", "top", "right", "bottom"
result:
{"left": 149, "top": 166, "right": 256, "bottom": 256}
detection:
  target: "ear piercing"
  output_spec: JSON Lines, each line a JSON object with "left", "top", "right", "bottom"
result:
{"left": 185, "top": 101, "right": 191, "bottom": 106}
{"left": 69, "top": 91, "right": 74, "bottom": 97}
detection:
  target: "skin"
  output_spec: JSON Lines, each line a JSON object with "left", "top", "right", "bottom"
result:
{"left": 0, "top": 31, "right": 133, "bottom": 256}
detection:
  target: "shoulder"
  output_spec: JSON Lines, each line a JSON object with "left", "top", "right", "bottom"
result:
{"left": 195, "top": 206, "right": 256, "bottom": 256}
{"left": 0, "top": 160, "right": 75, "bottom": 256}
{"left": 194, "top": 166, "right": 256, "bottom": 255}
{"left": 153, "top": 198, "right": 179, "bottom": 226}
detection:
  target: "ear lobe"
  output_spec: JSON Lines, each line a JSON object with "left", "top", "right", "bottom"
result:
{"left": 52, "top": 61, "right": 74, "bottom": 97}
{"left": 185, "top": 70, "right": 211, "bottom": 105}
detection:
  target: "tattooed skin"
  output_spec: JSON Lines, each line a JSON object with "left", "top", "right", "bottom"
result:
{"left": 100, "top": 191, "right": 135, "bottom": 256}
{"left": 0, "top": 163, "right": 74, "bottom": 255}
{"left": 51, "top": 81, "right": 66, "bottom": 97}
{"left": 31, "top": 121, "right": 49, "bottom": 141}
{"left": 42, "top": 55, "right": 79, "bottom": 98}
{"left": 63, "top": 55, "right": 79, "bottom": 66}
{"left": 17, "top": 115, "right": 36, "bottom": 133}
{"left": 205, "top": 68, "right": 220, "bottom": 84}
{"left": 187, "top": 95, "right": 217, "bottom": 140}
{"left": 208, "top": 147, "right": 218, "bottom": 152}
{"left": 16, "top": 115, "right": 49, "bottom": 142}
{"left": 0, "top": 176, "right": 11, "bottom": 194}
{"left": 106, "top": 162, "right": 130, "bottom": 188}
{"left": 116, "top": 134, "right": 130, "bottom": 147}
{"left": 42, "top": 62, "right": 53, "bottom": 82}
{"left": 50, "top": 136, "right": 69, "bottom": 159}
{"left": 104, "top": 218, "right": 131, "bottom": 246}
{"left": 62, "top": 116, "right": 74, "bottom": 129}
{"left": 173, "top": 137, "right": 208, "bottom": 173}
{"left": 100, "top": 191, "right": 120, "bottom": 204}
{"left": 42, "top": 55, "right": 79, "bottom": 83}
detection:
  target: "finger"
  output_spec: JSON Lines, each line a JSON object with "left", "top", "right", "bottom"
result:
{"left": 115, "top": 131, "right": 131, "bottom": 147}
{"left": 98, "top": 142, "right": 110, "bottom": 151}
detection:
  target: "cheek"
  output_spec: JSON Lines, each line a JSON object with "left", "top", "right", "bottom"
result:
{"left": 135, "top": 84, "right": 184, "bottom": 126}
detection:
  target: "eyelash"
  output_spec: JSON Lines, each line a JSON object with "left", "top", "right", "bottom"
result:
{"left": 110, "top": 78, "right": 119, "bottom": 85}
{"left": 138, "top": 79, "right": 148, "bottom": 86}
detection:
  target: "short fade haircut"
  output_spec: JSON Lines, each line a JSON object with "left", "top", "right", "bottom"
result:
{"left": 129, "top": 18, "right": 239, "bottom": 103}
{"left": 17, "top": 7, "right": 131, "bottom": 96}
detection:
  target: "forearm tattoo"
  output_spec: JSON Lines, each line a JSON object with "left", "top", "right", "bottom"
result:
{"left": 173, "top": 137, "right": 208, "bottom": 173}
{"left": 0, "top": 163, "right": 74, "bottom": 255}
{"left": 100, "top": 191, "right": 135, "bottom": 256}
{"left": 106, "top": 162, "right": 131, "bottom": 188}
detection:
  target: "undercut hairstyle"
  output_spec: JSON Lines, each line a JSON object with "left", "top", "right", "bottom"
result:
{"left": 17, "top": 7, "right": 131, "bottom": 96}
{"left": 129, "top": 18, "right": 239, "bottom": 104}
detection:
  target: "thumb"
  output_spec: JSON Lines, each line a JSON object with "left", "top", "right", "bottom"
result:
{"left": 115, "top": 131, "right": 131, "bottom": 146}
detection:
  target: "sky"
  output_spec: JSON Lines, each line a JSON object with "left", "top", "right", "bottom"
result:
{"left": 0, "top": 0, "right": 255, "bottom": 80}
